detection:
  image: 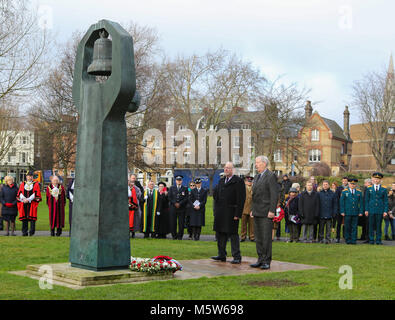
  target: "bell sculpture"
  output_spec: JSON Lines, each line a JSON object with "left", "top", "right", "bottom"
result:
{"left": 70, "top": 20, "right": 139, "bottom": 271}
{"left": 87, "top": 29, "right": 112, "bottom": 76}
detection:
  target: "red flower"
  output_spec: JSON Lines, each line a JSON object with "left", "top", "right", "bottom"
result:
{"left": 154, "top": 255, "right": 172, "bottom": 260}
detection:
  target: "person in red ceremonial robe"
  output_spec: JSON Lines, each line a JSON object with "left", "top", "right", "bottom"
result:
{"left": 17, "top": 171, "right": 42, "bottom": 236}
{"left": 46, "top": 175, "right": 66, "bottom": 237}
{"left": 128, "top": 174, "right": 141, "bottom": 238}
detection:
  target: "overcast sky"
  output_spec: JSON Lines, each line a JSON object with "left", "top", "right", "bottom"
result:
{"left": 33, "top": 0, "right": 394, "bottom": 127}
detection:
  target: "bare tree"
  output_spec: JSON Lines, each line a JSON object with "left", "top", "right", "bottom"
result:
{"left": 352, "top": 66, "right": 395, "bottom": 172}
{"left": 0, "top": 99, "right": 21, "bottom": 161}
{"left": 252, "top": 77, "right": 311, "bottom": 174}
{"left": 156, "top": 49, "right": 265, "bottom": 192}
{"left": 30, "top": 67, "right": 77, "bottom": 185}
{"left": 123, "top": 22, "right": 164, "bottom": 172}
{"left": 0, "top": 0, "right": 50, "bottom": 163}
{"left": 29, "top": 22, "right": 163, "bottom": 180}
{"left": 0, "top": 0, "right": 49, "bottom": 101}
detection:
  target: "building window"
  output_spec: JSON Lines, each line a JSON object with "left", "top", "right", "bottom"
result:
{"left": 20, "top": 152, "right": 26, "bottom": 163}
{"left": 179, "top": 125, "right": 187, "bottom": 131}
{"left": 233, "top": 136, "right": 240, "bottom": 149}
{"left": 274, "top": 150, "right": 282, "bottom": 162}
{"left": 233, "top": 153, "right": 241, "bottom": 165}
{"left": 309, "top": 149, "right": 321, "bottom": 162}
{"left": 153, "top": 138, "right": 161, "bottom": 149}
{"left": 184, "top": 152, "right": 191, "bottom": 163}
{"left": 22, "top": 136, "right": 28, "bottom": 144}
{"left": 241, "top": 124, "right": 250, "bottom": 130}
{"left": 311, "top": 129, "right": 319, "bottom": 141}
{"left": 388, "top": 127, "right": 395, "bottom": 135}
{"left": 274, "top": 170, "right": 283, "bottom": 177}
{"left": 184, "top": 136, "right": 191, "bottom": 148}
{"left": 248, "top": 136, "right": 254, "bottom": 148}
{"left": 217, "top": 138, "right": 222, "bottom": 148}
{"left": 170, "top": 152, "right": 177, "bottom": 163}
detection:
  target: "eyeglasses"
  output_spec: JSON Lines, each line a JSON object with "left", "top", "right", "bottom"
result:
{"left": 190, "top": 184, "right": 195, "bottom": 187}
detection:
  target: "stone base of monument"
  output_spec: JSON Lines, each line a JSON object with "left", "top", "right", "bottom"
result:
{"left": 10, "top": 263, "right": 174, "bottom": 289}
{"left": 9, "top": 257, "right": 324, "bottom": 290}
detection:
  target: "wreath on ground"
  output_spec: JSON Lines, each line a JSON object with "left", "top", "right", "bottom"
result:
{"left": 130, "top": 256, "right": 183, "bottom": 274}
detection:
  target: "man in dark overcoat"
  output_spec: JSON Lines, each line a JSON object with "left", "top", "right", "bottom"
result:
{"left": 299, "top": 181, "right": 320, "bottom": 243}
{"left": 212, "top": 162, "right": 246, "bottom": 264}
{"left": 250, "top": 156, "right": 279, "bottom": 270}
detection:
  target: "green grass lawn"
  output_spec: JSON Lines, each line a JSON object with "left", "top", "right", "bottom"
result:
{"left": 0, "top": 236, "right": 394, "bottom": 300}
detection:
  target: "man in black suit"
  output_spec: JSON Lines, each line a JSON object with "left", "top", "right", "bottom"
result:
{"left": 168, "top": 175, "right": 189, "bottom": 240}
{"left": 250, "top": 156, "right": 279, "bottom": 270}
{"left": 212, "top": 162, "right": 246, "bottom": 264}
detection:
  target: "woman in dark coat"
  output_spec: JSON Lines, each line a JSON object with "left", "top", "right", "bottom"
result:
{"left": 284, "top": 188, "right": 301, "bottom": 242}
{"left": 0, "top": 176, "right": 18, "bottom": 236}
{"left": 188, "top": 178, "right": 208, "bottom": 241}
{"left": 155, "top": 182, "right": 170, "bottom": 239}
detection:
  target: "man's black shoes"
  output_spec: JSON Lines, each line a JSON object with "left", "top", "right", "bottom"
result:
{"left": 211, "top": 256, "right": 226, "bottom": 262}
{"left": 230, "top": 259, "right": 241, "bottom": 264}
{"left": 250, "top": 262, "right": 262, "bottom": 268}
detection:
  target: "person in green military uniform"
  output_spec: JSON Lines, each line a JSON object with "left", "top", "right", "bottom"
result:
{"left": 364, "top": 172, "right": 389, "bottom": 245}
{"left": 340, "top": 178, "right": 364, "bottom": 244}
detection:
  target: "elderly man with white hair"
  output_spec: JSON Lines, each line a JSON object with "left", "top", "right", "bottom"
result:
{"left": 46, "top": 175, "right": 66, "bottom": 237}
{"left": 250, "top": 156, "right": 279, "bottom": 270}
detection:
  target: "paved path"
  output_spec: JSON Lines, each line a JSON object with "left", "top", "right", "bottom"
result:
{"left": 1, "top": 230, "right": 394, "bottom": 246}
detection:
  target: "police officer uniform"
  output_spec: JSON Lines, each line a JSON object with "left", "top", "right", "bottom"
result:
{"left": 188, "top": 178, "right": 207, "bottom": 241}
{"left": 365, "top": 172, "right": 388, "bottom": 244}
{"left": 340, "top": 179, "right": 363, "bottom": 244}
{"left": 168, "top": 175, "right": 189, "bottom": 240}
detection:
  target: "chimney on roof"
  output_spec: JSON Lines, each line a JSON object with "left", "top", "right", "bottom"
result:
{"left": 305, "top": 101, "right": 313, "bottom": 119}
{"left": 343, "top": 105, "right": 350, "bottom": 139}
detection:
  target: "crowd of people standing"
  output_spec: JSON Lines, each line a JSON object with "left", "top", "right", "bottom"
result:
{"left": 0, "top": 168, "right": 394, "bottom": 249}
{"left": 128, "top": 174, "right": 208, "bottom": 241}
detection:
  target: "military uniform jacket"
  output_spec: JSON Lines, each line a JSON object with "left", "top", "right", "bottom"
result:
{"left": 168, "top": 185, "right": 189, "bottom": 211}
{"left": 340, "top": 188, "right": 363, "bottom": 216}
{"left": 242, "top": 185, "right": 253, "bottom": 215}
{"left": 364, "top": 185, "right": 389, "bottom": 215}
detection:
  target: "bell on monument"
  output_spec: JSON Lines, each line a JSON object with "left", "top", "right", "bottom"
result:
{"left": 87, "top": 29, "right": 112, "bottom": 76}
